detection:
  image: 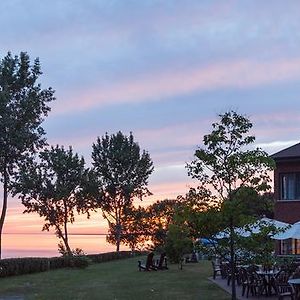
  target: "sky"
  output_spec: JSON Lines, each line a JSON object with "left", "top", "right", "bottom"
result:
{"left": 2, "top": 0, "right": 300, "bottom": 235}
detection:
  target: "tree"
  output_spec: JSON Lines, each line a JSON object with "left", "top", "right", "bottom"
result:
{"left": 91, "top": 131, "right": 154, "bottom": 252}
{"left": 106, "top": 205, "right": 150, "bottom": 251}
{"left": 165, "top": 224, "right": 193, "bottom": 269}
{"left": 187, "top": 111, "right": 275, "bottom": 300}
{"left": 143, "top": 199, "right": 181, "bottom": 251}
{"left": 106, "top": 199, "right": 183, "bottom": 252}
{"left": 13, "top": 145, "right": 92, "bottom": 255}
{"left": 0, "top": 52, "right": 55, "bottom": 258}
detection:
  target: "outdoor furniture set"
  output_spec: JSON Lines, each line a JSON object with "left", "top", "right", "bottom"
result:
{"left": 212, "top": 260, "right": 300, "bottom": 299}
{"left": 138, "top": 252, "right": 168, "bottom": 271}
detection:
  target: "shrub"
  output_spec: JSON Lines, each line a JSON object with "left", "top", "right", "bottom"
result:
{"left": 0, "top": 251, "right": 143, "bottom": 278}
{"left": 49, "top": 257, "right": 70, "bottom": 269}
{"left": 87, "top": 251, "right": 135, "bottom": 263}
{"left": 70, "top": 256, "right": 89, "bottom": 269}
{"left": 0, "top": 258, "right": 49, "bottom": 277}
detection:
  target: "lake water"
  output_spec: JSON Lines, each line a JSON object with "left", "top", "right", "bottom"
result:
{"left": 2, "top": 233, "right": 129, "bottom": 258}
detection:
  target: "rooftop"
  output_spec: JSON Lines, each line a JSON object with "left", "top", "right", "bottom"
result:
{"left": 271, "top": 142, "right": 300, "bottom": 160}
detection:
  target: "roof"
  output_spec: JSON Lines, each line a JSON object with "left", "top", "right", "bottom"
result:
{"left": 271, "top": 142, "right": 300, "bottom": 160}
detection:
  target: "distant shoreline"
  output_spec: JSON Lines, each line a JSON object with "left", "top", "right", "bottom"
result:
{"left": 3, "top": 233, "right": 108, "bottom": 236}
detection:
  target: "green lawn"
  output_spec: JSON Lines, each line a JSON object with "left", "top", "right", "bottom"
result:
{"left": 0, "top": 257, "right": 230, "bottom": 300}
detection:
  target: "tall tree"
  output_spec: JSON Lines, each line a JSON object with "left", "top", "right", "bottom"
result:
{"left": 106, "top": 199, "right": 185, "bottom": 252}
{"left": 146, "top": 199, "right": 182, "bottom": 250}
{"left": 187, "top": 111, "right": 275, "bottom": 300}
{"left": 106, "top": 205, "right": 149, "bottom": 251}
{"left": 0, "top": 52, "right": 54, "bottom": 258}
{"left": 91, "top": 131, "right": 154, "bottom": 252}
{"left": 13, "top": 146, "right": 92, "bottom": 255}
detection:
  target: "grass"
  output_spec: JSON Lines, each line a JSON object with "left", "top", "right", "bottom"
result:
{"left": 0, "top": 257, "right": 230, "bottom": 300}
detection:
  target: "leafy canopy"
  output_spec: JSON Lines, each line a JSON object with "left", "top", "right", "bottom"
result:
{"left": 0, "top": 52, "right": 55, "bottom": 174}
{"left": 91, "top": 131, "right": 154, "bottom": 251}
{"left": 13, "top": 145, "right": 91, "bottom": 254}
{"left": 187, "top": 111, "right": 275, "bottom": 200}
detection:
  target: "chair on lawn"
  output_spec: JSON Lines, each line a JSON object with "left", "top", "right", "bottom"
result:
{"left": 138, "top": 252, "right": 157, "bottom": 271}
{"left": 155, "top": 252, "right": 168, "bottom": 270}
{"left": 212, "top": 260, "right": 222, "bottom": 280}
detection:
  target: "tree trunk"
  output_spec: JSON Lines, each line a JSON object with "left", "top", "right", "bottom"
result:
{"left": 57, "top": 225, "right": 72, "bottom": 256}
{"left": 116, "top": 223, "right": 121, "bottom": 252}
{"left": 62, "top": 235, "right": 72, "bottom": 256}
{"left": 0, "top": 165, "right": 8, "bottom": 259}
{"left": 64, "top": 220, "right": 72, "bottom": 255}
{"left": 63, "top": 200, "right": 72, "bottom": 256}
{"left": 229, "top": 219, "right": 236, "bottom": 300}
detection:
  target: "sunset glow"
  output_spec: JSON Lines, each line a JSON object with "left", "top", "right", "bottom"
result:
{"left": 1, "top": 0, "right": 300, "bottom": 257}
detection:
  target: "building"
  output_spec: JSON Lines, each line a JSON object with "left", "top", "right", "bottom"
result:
{"left": 272, "top": 142, "right": 300, "bottom": 254}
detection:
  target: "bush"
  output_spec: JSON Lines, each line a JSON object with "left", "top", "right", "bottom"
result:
{"left": 165, "top": 224, "right": 193, "bottom": 264}
{"left": 49, "top": 255, "right": 90, "bottom": 270}
{"left": 87, "top": 251, "right": 135, "bottom": 263}
{"left": 70, "top": 256, "right": 89, "bottom": 269}
{"left": 0, "top": 258, "right": 49, "bottom": 277}
{"left": 49, "top": 257, "right": 70, "bottom": 269}
{"left": 0, "top": 251, "right": 142, "bottom": 278}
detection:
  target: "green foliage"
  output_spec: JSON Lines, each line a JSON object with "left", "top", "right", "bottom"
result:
{"left": 106, "top": 205, "right": 150, "bottom": 251}
{"left": 237, "top": 229, "right": 276, "bottom": 265}
{"left": 58, "top": 242, "right": 86, "bottom": 256}
{"left": 187, "top": 111, "right": 275, "bottom": 227}
{"left": 165, "top": 224, "right": 193, "bottom": 265}
{"left": 187, "top": 111, "right": 275, "bottom": 199}
{"left": 230, "top": 187, "right": 274, "bottom": 219}
{"left": 49, "top": 257, "right": 70, "bottom": 269}
{"left": 0, "top": 251, "right": 138, "bottom": 278}
{"left": 0, "top": 52, "right": 55, "bottom": 168}
{"left": 0, "top": 258, "right": 49, "bottom": 277}
{"left": 86, "top": 251, "right": 135, "bottom": 263}
{"left": 0, "top": 259, "right": 230, "bottom": 300}
{"left": 57, "top": 243, "right": 90, "bottom": 268}
{"left": 69, "top": 256, "right": 90, "bottom": 269}
{"left": 146, "top": 199, "right": 183, "bottom": 251}
{"left": 110, "top": 199, "right": 186, "bottom": 252}
{"left": 91, "top": 131, "right": 154, "bottom": 251}
{"left": 13, "top": 145, "right": 92, "bottom": 255}
{"left": 0, "top": 51, "right": 55, "bottom": 257}
{"left": 186, "top": 111, "right": 275, "bottom": 299}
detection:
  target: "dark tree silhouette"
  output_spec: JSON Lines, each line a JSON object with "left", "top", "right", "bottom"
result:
{"left": 187, "top": 111, "right": 275, "bottom": 300}
{"left": 13, "top": 146, "right": 92, "bottom": 255}
{"left": 0, "top": 52, "right": 54, "bottom": 258}
{"left": 91, "top": 131, "right": 154, "bottom": 252}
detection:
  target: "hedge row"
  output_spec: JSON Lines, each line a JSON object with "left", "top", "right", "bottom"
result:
{"left": 87, "top": 251, "right": 139, "bottom": 263}
{"left": 0, "top": 251, "right": 141, "bottom": 278}
{"left": 0, "top": 257, "right": 49, "bottom": 277}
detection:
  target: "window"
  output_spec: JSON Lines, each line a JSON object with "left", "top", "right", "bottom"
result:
{"left": 280, "top": 239, "right": 292, "bottom": 254}
{"left": 280, "top": 173, "right": 300, "bottom": 200}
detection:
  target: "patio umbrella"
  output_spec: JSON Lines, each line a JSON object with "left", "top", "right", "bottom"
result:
{"left": 215, "top": 217, "right": 290, "bottom": 239}
{"left": 272, "top": 221, "right": 300, "bottom": 240}
{"left": 197, "top": 238, "right": 217, "bottom": 246}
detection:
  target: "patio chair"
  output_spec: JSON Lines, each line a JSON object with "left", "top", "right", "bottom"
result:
{"left": 138, "top": 252, "right": 157, "bottom": 271}
{"left": 212, "top": 260, "right": 222, "bottom": 280}
{"left": 246, "top": 270, "right": 265, "bottom": 298}
{"left": 155, "top": 252, "right": 168, "bottom": 270}
{"left": 273, "top": 270, "right": 295, "bottom": 300}
{"left": 220, "top": 262, "right": 228, "bottom": 279}
{"left": 224, "top": 263, "right": 239, "bottom": 286}
{"left": 239, "top": 267, "right": 251, "bottom": 297}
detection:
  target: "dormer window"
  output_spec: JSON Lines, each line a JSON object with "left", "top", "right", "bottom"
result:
{"left": 280, "top": 172, "right": 300, "bottom": 200}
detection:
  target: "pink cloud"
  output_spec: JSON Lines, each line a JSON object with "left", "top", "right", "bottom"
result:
{"left": 53, "top": 58, "right": 300, "bottom": 115}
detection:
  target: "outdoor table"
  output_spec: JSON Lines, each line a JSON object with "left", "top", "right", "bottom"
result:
{"left": 288, "top": 278, "right": 300, "bottom": 300}
{"left": 256, "top": 270, "right": 279, "bottom": 296}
